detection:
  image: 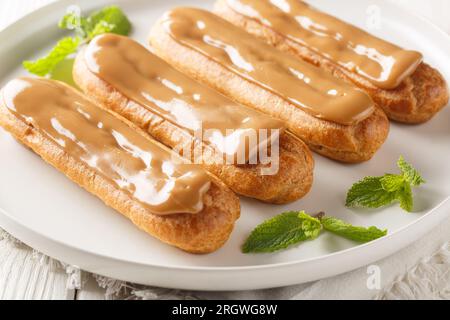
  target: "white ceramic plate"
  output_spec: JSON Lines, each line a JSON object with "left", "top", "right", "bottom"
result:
{"left": 0, "top": 0, "right": 449, "bottom": 291}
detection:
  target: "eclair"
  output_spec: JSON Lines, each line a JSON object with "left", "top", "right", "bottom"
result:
{"left": 73, "top": 34, "right": 314, "bottom": 204}
{"left": 0, "top": 77, "right": 240, "bottom": 254}
{"left": 149, "top": 8, "right": 390, "bottom": 163}
{"left": 214, "top": 0, "right": 449, "bottom": 124}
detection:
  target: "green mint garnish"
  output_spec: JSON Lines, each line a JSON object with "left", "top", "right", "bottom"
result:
{"left": 242, "top": 212, "right": 387, "bottom": 254}
{"left": 24, "top": 5, "right": 131, "bottom": 80}
{"left": 346, "top": 156, "right": 424, "bottom": 212}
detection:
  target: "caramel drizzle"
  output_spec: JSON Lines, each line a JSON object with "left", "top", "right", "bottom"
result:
{"left": 226, "top": 0, "right": 423, "bottom": 89}
{"left": 2, "top": 77, "right": 211, "bottom": 215}
{"left": 162, "top": 7, "right": 375, "bottom": 125}
{"left": 85, "top": 34, "right": 285, "bottom": 162}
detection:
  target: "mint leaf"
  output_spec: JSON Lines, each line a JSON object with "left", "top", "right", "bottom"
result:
{"left": 380, "top": 174, "right": 404, "bottom": 192}
{"left": 346, "top": 156, "right": 425, "bottom": 212}
{"left": 346, "top": 177, "right": 396, "bottom": 209}
{"left": 85, "top": 5, "right": 131, "bottom": 39}
{"left": 23, "top": 37, "right": 80, "bottom": 76}
{"left": 321, "top": 217, "right": 387, "bottom": 243}
{"left": 242, "top": 211, "right": 322, "bottom": 253}
{"left": 397, "top": 182, "right": 413, "bottom": 212}
{"left": 398, "top": 156, "right": 425, "bottom": 186}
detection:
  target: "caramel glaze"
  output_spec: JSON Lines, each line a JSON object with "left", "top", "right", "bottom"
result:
{"left": 2, "top": 77, "right": 211, "bottom": 215}
{"left": 85, "top": 34, "right": 285, "bottom": 163}
{"left": 162, "top": 7, "right": 375, "bottom": 126}
{"left": 225, "top": 0, "right": 423, "bottom": 90}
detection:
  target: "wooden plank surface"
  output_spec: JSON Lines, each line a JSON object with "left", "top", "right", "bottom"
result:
{"left": 0, "top": 239, "right": 74, "bottom": 300}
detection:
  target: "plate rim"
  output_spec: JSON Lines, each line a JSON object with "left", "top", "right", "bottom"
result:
{"left": 2, "top": 197, "right": 449, "bottom": 290}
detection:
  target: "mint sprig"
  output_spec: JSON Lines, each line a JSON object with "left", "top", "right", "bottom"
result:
{"left": 23, "top": 5, "right": 131, "bottom": 79}
{"left": 242, "top": 212, "right": 387, "bottom": 254}
{"left": 346, "top": 156, "right": 424, "bottom": 212}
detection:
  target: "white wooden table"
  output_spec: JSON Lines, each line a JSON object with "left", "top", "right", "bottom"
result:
{"left": 0, "top": 0, "right": 449, "bottom": 300}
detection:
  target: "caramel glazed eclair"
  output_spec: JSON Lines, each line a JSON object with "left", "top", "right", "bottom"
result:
{"left": 149, "top": 8, "right": 390, "bottom": 163}
{"left": 214, "top": 0, "right": 449, "bottom": 124}
{"left": 74, "top": 34, "right": 314, "bottom": 204}
{"left": 0, "top": 77, "right": 240, "bottom": 254}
